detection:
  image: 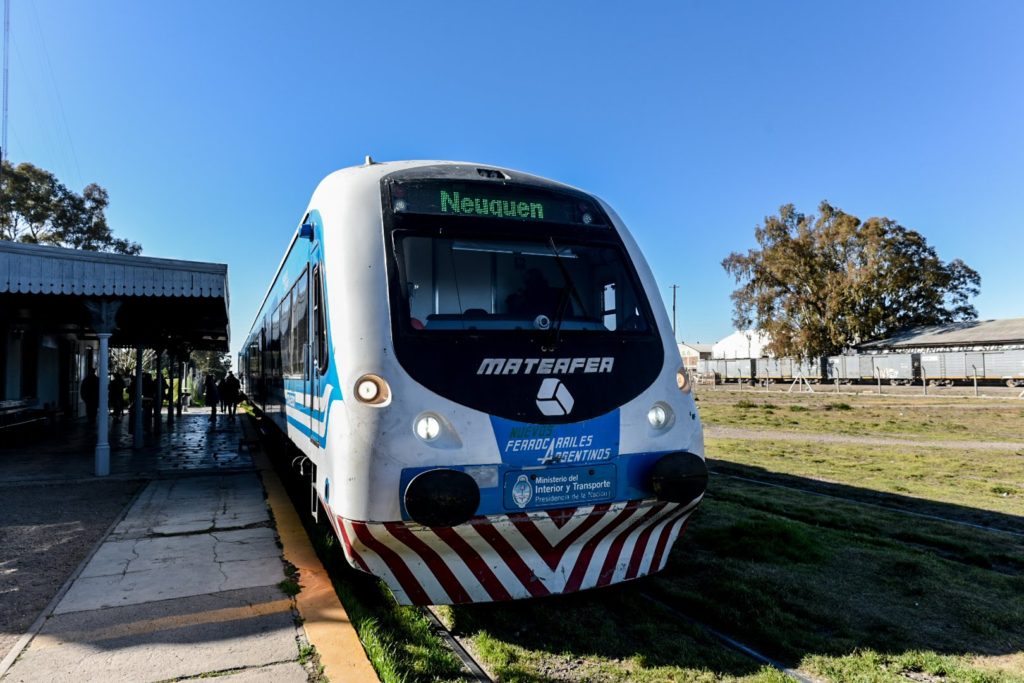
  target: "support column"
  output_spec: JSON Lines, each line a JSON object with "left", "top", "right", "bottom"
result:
{"left": 177, "top": 358, "right": 185, "bottom": 415}
{"left": 167, "top": 351, "right": 175, "bottom": 425}
{"left": 95, "top": 333, "right": 111, "bottom": 477}
{"left": 133, "top": 345, "right": 144, "bottom": 448}
{"left": 84, "top": 299, "right": 121, "bottom": 477}
{"left": 154, "top": 350, "right": 163, "bottom": 433}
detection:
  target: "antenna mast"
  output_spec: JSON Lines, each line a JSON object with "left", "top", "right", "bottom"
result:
{"left": 1, "top": 0, "right": 8, "bottom": 175}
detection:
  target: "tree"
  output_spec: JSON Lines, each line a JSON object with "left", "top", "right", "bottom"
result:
{"left": 191, "top": 350, "right": 232, "bottom": 380}
{"left": 722, "top": 201, "right": 981, "bottom": 358}
{"left": 0, "top": 160, "right": 141, "bottom": 254}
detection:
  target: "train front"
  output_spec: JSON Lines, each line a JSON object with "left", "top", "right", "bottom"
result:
{"left": 331, "top": 163, "right": 706, "bottom": 604}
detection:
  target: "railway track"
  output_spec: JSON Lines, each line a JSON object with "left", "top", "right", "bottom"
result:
{"left": 423, "top": 596, "right": 817, "bottom": 683}
{"left": 708, "top": 466, "right": 1024, "bottom": 539}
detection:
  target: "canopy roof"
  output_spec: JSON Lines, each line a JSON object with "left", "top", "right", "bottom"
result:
{"left": 0, "top": 241, "right": 229, "bottom": 351}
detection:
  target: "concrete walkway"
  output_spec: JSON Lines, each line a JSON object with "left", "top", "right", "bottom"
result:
{"left": 0, "top": 413, "right": 323, "bottom": 679}
{"left": 2, "top": 471, "right": 310, "bottom": 681}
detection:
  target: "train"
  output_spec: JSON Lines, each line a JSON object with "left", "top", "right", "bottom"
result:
{"left": 240, "top": 160, "right": 708, "bottom": 605}
{"left": 697, "top": 349, "right": 1024, "bottom": 387}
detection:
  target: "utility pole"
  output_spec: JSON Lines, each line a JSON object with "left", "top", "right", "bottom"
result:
{"left": 670, "top": 284, "right": 679, "bottom": 341}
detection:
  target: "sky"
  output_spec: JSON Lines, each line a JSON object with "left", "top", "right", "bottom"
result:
{"left": 6, "top": 0, "right": 1023, "bottom": 360}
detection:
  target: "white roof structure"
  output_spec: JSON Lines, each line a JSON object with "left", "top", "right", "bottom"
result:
{"left": 712, "top": 330, "right": 770, "bottom": 358}
{"left": 0, "top": 240, "right": 230, "bottom": 350}
{"left": 0, "top": 241, "right": 227, "bottom": 299}
{"left": 678, "top": 342, "right": 713, "bottom": 356}
{"left": 858, "top": 317, "right": 1024, "bottom": 351}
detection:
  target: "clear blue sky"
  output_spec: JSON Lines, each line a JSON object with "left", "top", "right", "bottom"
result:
{"left": 7, "top": 1, "right": 1022, "bottom": 359}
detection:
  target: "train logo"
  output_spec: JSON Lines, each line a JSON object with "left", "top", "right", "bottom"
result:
{"left": 511, "top": 474, "right": 534, "bottom": 508}
{"left": 536, "top": 378, "right": 575, "bottom": 416}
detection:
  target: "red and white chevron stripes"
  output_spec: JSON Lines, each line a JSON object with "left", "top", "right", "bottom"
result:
{"left": 328, "top": 499, "right": 697, "bottom": 605}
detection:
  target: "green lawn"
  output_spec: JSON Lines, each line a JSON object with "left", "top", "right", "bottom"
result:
{"left": 706, "top": 438, "right": 1024, "bottom": 519}
{"left": 695, "top": 390, "right": 1024, "bottom": 443}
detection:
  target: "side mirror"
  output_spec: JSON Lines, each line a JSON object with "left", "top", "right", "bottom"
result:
{"left": 299, "top": 223, "right": 315, "bottom": 241}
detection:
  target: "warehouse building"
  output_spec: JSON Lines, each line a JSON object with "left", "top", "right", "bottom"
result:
{"left": 857, "top": 317, "right": 1024, "bottom": 353}
{"left": 712, "top": 329, "right": 770, "bottom": 359}
{"left": 677, "top": 342, "right": 713, "bottom": 370}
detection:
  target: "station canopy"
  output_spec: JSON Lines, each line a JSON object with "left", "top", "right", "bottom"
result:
{"left": 0, "top": 241, "right": 229, "bottom": 350}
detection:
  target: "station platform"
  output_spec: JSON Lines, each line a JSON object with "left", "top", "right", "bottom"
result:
{"left": 0, "top": 410, "right": 376, "bottom": 682}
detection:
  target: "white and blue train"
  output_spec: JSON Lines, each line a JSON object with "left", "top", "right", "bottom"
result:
{"left": 241, "top": 160, "right": 707, "bottom": 605}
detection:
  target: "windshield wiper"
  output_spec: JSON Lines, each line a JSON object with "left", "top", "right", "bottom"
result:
{"left": 547, "top": 236, "right": 590, "bottom": 347}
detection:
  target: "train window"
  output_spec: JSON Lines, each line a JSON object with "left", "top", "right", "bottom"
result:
{"left": 395, "top": 235, "right": 651, "bottom": 334}
{"left": 602, "top": 283, "right": 617, "bottom": 331}
{"left": 271, "top": 305, "right": 281, "bottom": 380}
{"left": 280, "top": 289, "right": 293, "bottom": 376}
{"left": 293, "top": 268, "right": 309, "bottom": 378}
{"left": 313, "top": 265, "right": 329, "bottom": 375}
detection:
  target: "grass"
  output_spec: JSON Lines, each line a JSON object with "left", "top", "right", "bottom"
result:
{"left": 695, "top": 390, "right": 1024, "bottom": 442}
{"left": 805, "top": 649, "right": 1024, "bottom": 683}
{"left": 648, "top": 479, "right": 1024, "bottom": 680}
{"left": 440, "top": 588, "right": 790, "bottom": 682}
{"left": 706, "top": 438, "right": 1024, "bottom": 519}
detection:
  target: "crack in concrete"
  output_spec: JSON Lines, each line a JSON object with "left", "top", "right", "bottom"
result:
{"left": 144, "top": 520, "right": 271, "bottom": 539}
{"left": 120, "top": 539, "right": 141, "bottom": 579}
{"left": 211, "top": 536, "right": 231, "bottom": 592}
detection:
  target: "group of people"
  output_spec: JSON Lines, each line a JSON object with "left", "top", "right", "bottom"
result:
{"left": 79, "top": 369, "right": 154, "bottom": 424}
{"left": 79, "top": 367, "right": 241, "bottom": 426}
{"left": 204, "top": 371, "right": 240, "bottom": 421}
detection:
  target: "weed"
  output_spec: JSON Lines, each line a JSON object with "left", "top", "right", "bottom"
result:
{"left": 736, "top": 399, "right": 756, "bottom": 409}
{"left": 789, "top": 405, "right": 809, "bottom": 412}
{"left": 825, "top": 401, "right": 853, "bottom": 411}
{"left": 992, "top": 485, "right": 1017, "bottom": 497}
{"left": 278, "top": 578, "right": 301, "bottom": 596}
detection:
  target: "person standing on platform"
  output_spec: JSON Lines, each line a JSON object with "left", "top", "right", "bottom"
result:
{"left": 217, "top": 377, "right": 227, "bottom": 414}
{"left": 223, "top": 371, "right": 240, "bottom": 418}
{"left": 205, "top": 374, "right": 220, "bottom": 422}
{"left": 109, "top": 372, "right": 126, "bottom": 419}
{"left": 80, "top": 368, "right": 99, "bottom": 423}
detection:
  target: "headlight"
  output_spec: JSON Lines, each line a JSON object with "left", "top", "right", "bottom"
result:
{"left": 354, "top": 374, "right": 390, "bottom": 405}
{"left": 648, "top": 403, "right": 671, "bottom": 429}
{"left": 414, "top": 414, "right": 441, "bottom": 441}
{"left": 676, "top": 367, "right": 692, "bottom": 394}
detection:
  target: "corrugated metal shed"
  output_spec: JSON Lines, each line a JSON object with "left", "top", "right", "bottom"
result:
{"left": 858, "top": 318, "right": 1024, "bottom": 351}
{"left": 0, "top": 241, "right": 227, "bottom": 299}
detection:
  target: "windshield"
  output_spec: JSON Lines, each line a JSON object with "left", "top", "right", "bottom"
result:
{"left": 395, "top": 235, "right": 652, "bottom": 333}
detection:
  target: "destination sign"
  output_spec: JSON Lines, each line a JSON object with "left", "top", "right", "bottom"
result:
{"left": 390, "top": 181, "right": 605, "bottom": 226}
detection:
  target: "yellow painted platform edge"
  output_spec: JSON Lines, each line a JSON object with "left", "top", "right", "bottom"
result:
{"left": 245, "top": 417, "right": 380, "bottom": 683}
